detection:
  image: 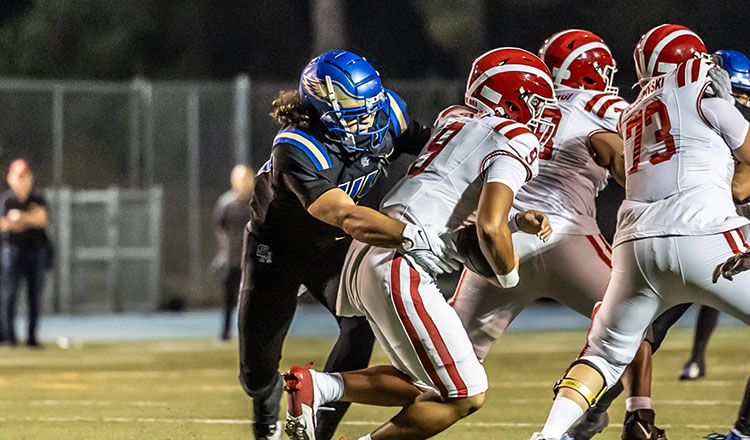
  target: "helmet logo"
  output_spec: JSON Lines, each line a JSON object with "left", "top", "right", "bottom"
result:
{"left": 301, "top": 73, "right": 366, "bottom": 110}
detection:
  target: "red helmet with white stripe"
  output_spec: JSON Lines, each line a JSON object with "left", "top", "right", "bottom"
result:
{"left": 539, "top": 29, "right": 618, "bottom": 95}
{"left": 634, "top": 24, "right": 708, "bottom": 83}
{"left": 465, "top": 47, "right": 556, "bottom": 134}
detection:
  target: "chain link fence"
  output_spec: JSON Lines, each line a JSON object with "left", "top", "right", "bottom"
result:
{"left": 0, "top": 76, "right": 464, "bottom": 313}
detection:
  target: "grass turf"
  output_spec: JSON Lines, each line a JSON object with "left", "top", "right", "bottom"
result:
{"left": 0, "top": 326, "right": 746, "bottom": 439}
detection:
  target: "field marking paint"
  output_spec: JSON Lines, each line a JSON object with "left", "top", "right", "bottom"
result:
{"left": 0, "top": 416, "right": 729, "bottom": 430}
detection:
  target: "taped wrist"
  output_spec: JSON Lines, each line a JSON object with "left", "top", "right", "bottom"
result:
{"left": 495, "top": 267, "right": 519, "bottom": 288}
{"left": 553, "top": 359, "right": 608, "bottom": 408}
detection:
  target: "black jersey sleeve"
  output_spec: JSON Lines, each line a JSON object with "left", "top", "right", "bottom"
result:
{"left": 273, "top": 142, "right": 337, "bottom": 209}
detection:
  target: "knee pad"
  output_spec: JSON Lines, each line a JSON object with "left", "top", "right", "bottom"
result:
{"left": 553, "top": 359, "right": 608, "bottom": 409}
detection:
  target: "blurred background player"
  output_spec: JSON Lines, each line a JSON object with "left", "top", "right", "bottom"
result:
{"left": 677, "top": 49, "right": 750, "bottom": 382}
{"left": 213, "top": 164, "right": 254, "bottom": 341}
{"left": 0, "top": 159, "right": 51, "bottom": 347}
{"left": 448, "top": 29, "right": 664, "bottom": 440}
{"left": 284, "top": 46, "right": 555, "bottom": 440}
{"left": 238, "top": 50, "right": 450, "bottom": 440}
{"left": 531, "top": 24, "right": 750, "bottom": 440}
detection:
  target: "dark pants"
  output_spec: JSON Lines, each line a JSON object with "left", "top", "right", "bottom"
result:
{"left": 222, "top": 267, "right": 242, "bottom": 339}
{"left": 238, "top": 233, "right": 375, "bottom": 439}
{"left": 0, "top": 245, "right": 47, "bottom": 345}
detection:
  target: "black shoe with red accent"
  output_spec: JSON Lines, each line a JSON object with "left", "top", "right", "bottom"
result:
{"left": 622, "top": 409, "right": 667, "bottom": 440}
{"left": 284, "top": 363, "right": 321, "bottom": 440}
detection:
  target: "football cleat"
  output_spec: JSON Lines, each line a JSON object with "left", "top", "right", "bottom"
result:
{"left": 679, "top": 360, "right": 705, "bottom": 380}
{"left": 705, "top": 429, "right": 750, "bottom": 440}
{"left": 530, "top": 433, "right": 557, "bottom": 440}
{"left": 623, "top": 409, "right": 667, "bottom": 440}
{"left": 565, "top": 410, "right": 609, "bottom": 439}
{"left": 254, "top": 421, "right": 281, "bottom": 440}
{"left": 284, "top": 363, "right": 321, "bottom": 440}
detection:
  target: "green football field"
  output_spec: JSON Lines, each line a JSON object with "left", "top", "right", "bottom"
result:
{"left": 0, "top": 327, "right": 747, "bottom": 439}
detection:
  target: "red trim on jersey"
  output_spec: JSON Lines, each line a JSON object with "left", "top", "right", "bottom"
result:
{"left": 690, "top": 59, "right": 702, "bottom": 83}
{"left": 599, "top": 234, "right": 612, "bottom": 253}
{"left": 595, "top": 97, "right": 625, "bottom": 119}
{"left": 493, "top": 120, "right": 515, "bottom": 132}
{"left": 390, "top": 256, "right": 450, "bottom": 397}
{"left": 505, "top": 126, "right": 531, "bottom": 139}
{"left": 723, "top": 231, "right": 742, "bottom": 255}
{"left": 584, "top": 93, "right": 610, "bottom": 113}
{"left": 448, "top": 268, "right": 469, "bottom": 307}
{"left": 437, "top": 105, "right": 468, "bottom": 121}
{"left": 586, "top": 235, "right": 612, "bottom": 267}
{"left": 696, "top": 82, "right": 713, "bottom": 129}
{"left": 676, "top": 62, "right": 688, "bottom": 88}
{"left": 479, "top": 150, "right": 533, "bottom": 182}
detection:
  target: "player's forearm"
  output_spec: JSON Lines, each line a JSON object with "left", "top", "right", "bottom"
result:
{"left": 339, "top": 205, "right": 406, "bottom": 247}
{"left": 476, "top": 222, "right": 515, "bottom": 275}
{"left": 609, "top": 154, "right": 626, "bottom": 188}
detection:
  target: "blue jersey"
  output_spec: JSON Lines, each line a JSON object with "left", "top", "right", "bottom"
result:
{"left": 248, "top": 91, "right": 428, "bottom": 253}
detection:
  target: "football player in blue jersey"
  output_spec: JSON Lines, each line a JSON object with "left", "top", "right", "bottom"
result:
{"left": 239, "top": 50, "right": 459, "bottom": 440}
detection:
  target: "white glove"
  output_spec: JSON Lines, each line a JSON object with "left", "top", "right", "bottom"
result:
{"left": 708, "top": 66, "right": 735, "bottom": 104}
{"left": 400, "top": 223, "right": 462, "bottom": 277}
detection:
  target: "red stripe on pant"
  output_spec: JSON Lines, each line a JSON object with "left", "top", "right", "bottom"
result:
{"left": 598, "top": 234, "right": 612, "bottom": 254}
{"left": 724, "top": 231, "right": 742, "bottom": 255}
{"left": 448, "top": 268, "right": 468, "bottom": 307}
{"left": 586, "top": 235, "right": 612, "bottom": 267}
{"left": 391, "top": 256, "right": 468, "bottom": 397}
{"left": 737, "top": 229, "right": 750, "bottom": 250}
{"left": 577, "top": 301, "right": 604, "bottom": 359}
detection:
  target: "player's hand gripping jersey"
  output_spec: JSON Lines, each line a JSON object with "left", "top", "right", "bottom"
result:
{"left": 615, "top": 58, "right": 750, "bottom": 246}
{"left": 514, "top": 89, "right": 627, "bottom": 234}
{"left": 380, "top": 113, "right": 540, "bottom": 231}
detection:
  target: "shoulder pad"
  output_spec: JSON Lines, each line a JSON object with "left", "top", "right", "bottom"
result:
{"left": 386, "top": 89, "right": 410, "bottom": 137}
{"left": 582, "top": 92, "right": 628, "bottom": 119}
{"left": 433, "top": 104, "right": 477, "bottom": 128}
{"left": 492, "top": 119, "right": 534, "bottom": 140}
{"left": 273, "top": 128, "right": 332, "bottom": 171}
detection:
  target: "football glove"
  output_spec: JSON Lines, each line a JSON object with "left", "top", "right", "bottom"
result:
{"left": 712, "top": 249, "right": 750, "bottom": 283}
{"left": 708, "top": 66, "right": 735, "bottom": 104}
{"left": 400, "top": 223, "right": 462, "bottom": 277}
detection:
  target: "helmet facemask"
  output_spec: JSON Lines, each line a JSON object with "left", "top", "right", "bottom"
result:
{"left": 594, "top": 61, "right": 619, "bottom": 95}
{"left": 318, "top": 76, "right": 391, "bottom": 153}
{"left": 521, "top": 90, "right": 557, "bottom": 146}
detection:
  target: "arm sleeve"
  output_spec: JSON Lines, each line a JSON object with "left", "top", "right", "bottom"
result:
{"left": 273, "top": 143, "right": 336, "bottom": 208}
{"left": 482, "top": 133, "right": 540, "bottom": 195}
{"left": 700, "top": 97, "right": 750, "bottom": 150}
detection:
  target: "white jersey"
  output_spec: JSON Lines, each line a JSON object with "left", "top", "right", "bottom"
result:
{"left": 381, "top": 114, "right": 540, "bottom": 230}
{"left": 614, "top": 58, "right": 750, "bottom": 246}
{"left": 513, "top": 88, "right": 628, "bottom": 235}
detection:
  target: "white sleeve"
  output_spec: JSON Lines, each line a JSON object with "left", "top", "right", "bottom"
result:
{"left": 483, "top": 154, "right": 529, "bottom": 195}
{"left": 701, "top": 97, "right": 750, "bottom": 150}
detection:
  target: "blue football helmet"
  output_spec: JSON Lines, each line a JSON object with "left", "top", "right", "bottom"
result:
{"left": 299, "top": 50, "right": 391, "bottom": 152}
{"left": 713, "top": 50, "right": 750, "bottom": 92}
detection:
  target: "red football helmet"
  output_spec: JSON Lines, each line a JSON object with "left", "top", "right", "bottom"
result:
{"left": 539, "top": 29, "right": 618, "bottom": 95}
{"left": 634, "top": 24, "right": 708, "bottom": 83}
{"left": 465, "top": 47, "right": 556, "bottom": 136}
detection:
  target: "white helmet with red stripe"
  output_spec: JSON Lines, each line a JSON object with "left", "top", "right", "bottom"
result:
{"left": 539, "top": 29, "right": 618, "bottom": 95}
{"left": 465, "top": 47, "right": 557, "bottom": 136}
{"left": 634, "top": 24, "right": 708, "bottom": 83}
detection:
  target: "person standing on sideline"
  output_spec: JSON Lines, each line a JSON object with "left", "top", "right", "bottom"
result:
{"left": 0, "top": 159, "right": 50, "bottom": 347}
{"left": 214, "top": 164, "right": 254, "bottom": 341}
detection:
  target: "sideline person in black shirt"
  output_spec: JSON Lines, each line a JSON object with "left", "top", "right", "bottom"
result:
{"left": 239, "top": 51, "right": 458, "bottom": 440}
{"left": 0, "top": 159, "right": 50, "bottom": 347}
{"left": 214, "top": 164, "right": 254, "bottom": 341}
